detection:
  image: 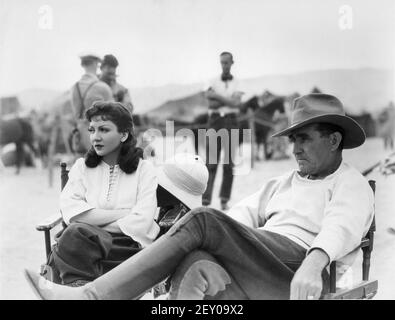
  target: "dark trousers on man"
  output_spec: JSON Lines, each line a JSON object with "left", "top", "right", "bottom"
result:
{"left": 203, "top": 113, "right": 239, "bottom": 207}
{"left": 88, "top": 208, "right": 330, "bottom": 300}
{"left": 52, "top": 222, "right": 141, "bottom": 285}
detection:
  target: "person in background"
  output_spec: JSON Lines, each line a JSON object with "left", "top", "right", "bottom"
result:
{"left": 203, "top": 51, "right": 244, "bottom": 211}
{"left": 100, "top": 54, "right": 134, "bottom": 114}
{"left": 70, "top": 53, "right": 114, "bottom": 154}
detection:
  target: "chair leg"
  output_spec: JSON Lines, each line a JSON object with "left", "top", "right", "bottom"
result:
{"left": 362, "top": 248, "right": 371, "bottom": 281}
{"left": 329, "top": 261, "right": 336, "bottom": 293}
{"left": 44, "top": 230, "right": 52, "bottom": 260}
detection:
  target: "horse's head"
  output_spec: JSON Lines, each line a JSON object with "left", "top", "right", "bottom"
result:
{"left": 240, "top": 96, "right": 259, "bottom": 113}
{"left": 260, "top": 95, "right": 286, "bottom": 116}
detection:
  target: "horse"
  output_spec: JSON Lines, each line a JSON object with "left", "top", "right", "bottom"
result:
{"left": 240, "top": 92, "right": 287, "bottom": 160}
{"left": 0, "top": 117, "right": 38, "bottom": 173}
{"left": 346, "top": 112, "right": 376, "bottom": 138}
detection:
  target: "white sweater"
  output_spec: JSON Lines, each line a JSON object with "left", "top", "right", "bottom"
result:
{"left": 60, "top": 158, "right": 159, "bottom": 247}
{"left": 227, "top": 161, "right": 374, "bottom": 267}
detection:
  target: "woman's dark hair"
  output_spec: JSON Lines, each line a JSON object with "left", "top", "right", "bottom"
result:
{"left": 84, "top": 101, "right": 143, "bottom": 173}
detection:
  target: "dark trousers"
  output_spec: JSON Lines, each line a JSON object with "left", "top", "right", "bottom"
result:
{"left": 203, "top": 113, "right": 239, "bottom": 205}
{"left": 91, "top": 208, "right": 329, "bottom": 300}
{"left": 52, "top": 222, "right": 141, "bottom": 285}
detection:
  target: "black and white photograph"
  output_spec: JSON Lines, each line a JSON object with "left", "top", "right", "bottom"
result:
{"left": 0, "top": 0, "right": 394, "bottom": 302}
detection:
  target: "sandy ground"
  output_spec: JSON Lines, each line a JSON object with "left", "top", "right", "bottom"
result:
{"left": 1, "top": 137, "right": 395, "bottom": 300}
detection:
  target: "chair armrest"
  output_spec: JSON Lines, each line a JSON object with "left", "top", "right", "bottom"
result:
{"left": 360, "top": 238, "right": 370, "bottom": 248}
{"left": 321, "top": 280, "right": 378, "bottom": 300}
{"left": 36, "top": 213, "right": 63, "bottom": 231}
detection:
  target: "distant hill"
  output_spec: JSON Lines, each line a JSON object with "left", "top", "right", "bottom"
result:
{"left": 10, "top": 68, "right": 394, "bottom": 117}
{"left": 145, "top": 91, "right": 208, "bottom": 123}
{"left": 144, "top": 68, "right": 394, "bottom": 120}
{"left": 240, "top": 68, "right": 394, "bottom": 115}
{"left": 16, "top": 88, "right": 61, "bottom": 112}
{"left": 130, "top": 83, "right": 204, "bottom": 114}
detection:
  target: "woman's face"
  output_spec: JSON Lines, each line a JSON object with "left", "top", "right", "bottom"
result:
{"left": 88, "top": 116, "right": 127, "bottom": 162}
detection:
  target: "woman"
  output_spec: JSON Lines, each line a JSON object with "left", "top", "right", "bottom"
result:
{"left": 51, "top": 101, "right": 159, "bottom": 286}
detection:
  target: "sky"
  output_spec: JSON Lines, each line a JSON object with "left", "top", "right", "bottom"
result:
{"left": 0, "top": 0, "right": 394, "bottom": 95}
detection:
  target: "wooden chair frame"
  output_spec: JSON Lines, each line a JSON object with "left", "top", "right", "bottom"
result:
{"left": 322, "top": 180, "right": 378, "bottom": 299}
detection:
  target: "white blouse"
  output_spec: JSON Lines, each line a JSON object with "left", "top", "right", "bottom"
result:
{"left": 60, "top": 158, "right": 159, "bottom": 247}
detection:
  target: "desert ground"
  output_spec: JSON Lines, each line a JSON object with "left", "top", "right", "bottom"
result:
{"left": 1, "top": 137, "right": 395, "bottom": 300}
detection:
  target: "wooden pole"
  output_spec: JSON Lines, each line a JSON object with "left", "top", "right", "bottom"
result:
{"left": 60, "top": 119, "right": 72, "bottom": 155}
{"left": 47, "top": 117, "right": 59, "bottom": 188}
{"left": 247, "top": 108, "right": 255, "bottom": 169}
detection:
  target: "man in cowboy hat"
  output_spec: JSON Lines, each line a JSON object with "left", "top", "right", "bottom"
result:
{"left": 167, "top": 93, "right": 375, "bottom": 299}
{"left": 24, "top": 94, "right": 374, "bottom": 300}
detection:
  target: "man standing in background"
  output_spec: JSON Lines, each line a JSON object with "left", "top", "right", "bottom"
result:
{"left": 70, "top": 53, "right": 113, "bottom": 154}
{"left": 100, "top": 54, "right": 134, "bottom": 114}
{"left": 203, "top": 52, "right": 244, "bottom": 210}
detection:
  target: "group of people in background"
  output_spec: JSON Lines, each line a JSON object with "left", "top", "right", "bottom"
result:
{"left": 70, "top": 53, "right": 133, "bottom": 155}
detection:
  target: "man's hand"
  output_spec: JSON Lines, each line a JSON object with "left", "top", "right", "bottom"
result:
{"left": 290, "top": 249, "right": 329, "bottom": 300}
{"left": 205, "top": 88, "right": 242, "bottom": 109}
{"left": 205, "top": 90, "right": 221, "bottom": 100}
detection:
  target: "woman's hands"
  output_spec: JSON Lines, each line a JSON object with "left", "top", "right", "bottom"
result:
{"left": 70, "top": 208, "right": 130, "bottom": 226}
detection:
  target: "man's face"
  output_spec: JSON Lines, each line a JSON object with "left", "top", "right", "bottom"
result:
{"left": 100, "top": 65, "right": 117, "bottom": 85}
{"left": 220, "top": 54, "right": 233, "bottom": 74}
{"left": 288, "top": 124, "right": 335, "bottom": 178}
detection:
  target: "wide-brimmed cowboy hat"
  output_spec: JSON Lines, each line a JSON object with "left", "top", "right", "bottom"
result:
{"left": 272, "top": 93, "right": 366, "bottom": 149}
{"left": 156, "top": 153, "right": 208, "bottom": 209}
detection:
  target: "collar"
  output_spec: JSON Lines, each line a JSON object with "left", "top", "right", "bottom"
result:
{"left": 298, "top": 160, "right": 344, "bottom": 181}
{"left": 221, "top": 73, "right": 233, "bottom": 82}
{"left": 82, "top": 73, "right": 99, "bottom": 81}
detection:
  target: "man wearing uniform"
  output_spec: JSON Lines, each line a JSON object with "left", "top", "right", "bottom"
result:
{"left": 203, "top": 51, "right": 244, "bottom": 210}
{"left": 70, "top": 53, "right": 113, "bottom": 154}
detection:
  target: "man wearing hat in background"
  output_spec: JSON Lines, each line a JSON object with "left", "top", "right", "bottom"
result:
{"left": 99, "top": 54, "right": 134, "bottom": 114}
{"left": 70, "top": 53, "right": 114, "bottom": 154}
{"left": 24, "top": 94, "right": 375, "bottom": 300}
